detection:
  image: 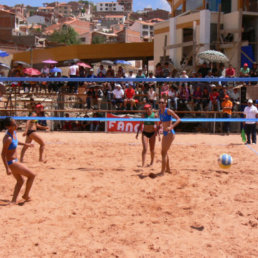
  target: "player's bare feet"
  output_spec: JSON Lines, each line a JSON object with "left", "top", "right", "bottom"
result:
{"left": 22, "top": 195, "right": 32, "bottom": 202}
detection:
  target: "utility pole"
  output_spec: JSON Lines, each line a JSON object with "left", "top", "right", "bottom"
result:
{"left": 236, "top": 8, "right": 243, "bottom": 76}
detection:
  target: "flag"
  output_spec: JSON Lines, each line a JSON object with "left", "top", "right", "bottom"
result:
{"left": 241, "top": 128, "right": 246, "bottom": 143}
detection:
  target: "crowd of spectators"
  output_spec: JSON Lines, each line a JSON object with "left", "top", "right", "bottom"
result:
{"left": 1, "top": 60, "right": 257, "bottom": 114}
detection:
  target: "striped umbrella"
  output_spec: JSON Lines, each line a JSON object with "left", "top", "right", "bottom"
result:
{"left": 198, "top": 50, "right": 229, "bottom": 63}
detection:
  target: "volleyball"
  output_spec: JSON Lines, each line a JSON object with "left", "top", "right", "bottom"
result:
{"left": 218, "top": 154, "right": 233, "bottom": 169}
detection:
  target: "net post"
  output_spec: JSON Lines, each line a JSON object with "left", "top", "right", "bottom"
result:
{"left": 105, "top": 111, "right": 107, "bottom": 133}
{"left": 213, "top": 113, "right": 216, "bottom": 134}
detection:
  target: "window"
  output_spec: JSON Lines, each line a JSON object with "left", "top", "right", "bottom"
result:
{"left": 105, "top": 8, "right": 108, "bottom": 10}
{"left": 105, "top": 3, "right": 108, "bottom": 6}
{"left": 142, "top": 25, "right": 148, "bottom": 29}
{"left": 100, "top": 8, "right": 103, "bottom": 10}
{"left": 142, "top": 31, "right": 148, "bottom": 36}
{"left": 113, "top": 8, "right": 116, "bottom": 10}
{"left": 100, "top": 3, "right": 102, "bottom": 6}
{"left": 150, "top": 26, "right": 153, "bottom": 30}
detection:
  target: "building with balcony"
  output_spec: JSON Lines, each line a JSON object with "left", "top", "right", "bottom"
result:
{"left": 154, "top": 0, "right": 258, "bottom": 71}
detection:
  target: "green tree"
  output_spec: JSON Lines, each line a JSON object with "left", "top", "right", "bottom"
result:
{"left": 92, "top": 35, "right": 106, "bottom": 44}
{"left": 49, "top": 25, "right": 81, "bottom": 45}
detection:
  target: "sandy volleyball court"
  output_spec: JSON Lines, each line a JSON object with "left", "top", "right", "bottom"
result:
{"left": 0, "top": 132, "right": 257, "bottom": 257}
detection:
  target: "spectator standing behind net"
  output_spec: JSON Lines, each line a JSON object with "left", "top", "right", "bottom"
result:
{"left": 68, "top": 62, "right": 79, "bottom": 93}
{"left": 155, "top": 63, "right": 163, "bottom": 78}
{"left": 41, "top": 64, "right": 49, "bottom": 75}
{"left": 162, "top": 62, "right": 171, "bottom": 78}
{"left": 208, "top": 88, "right": 220, "bottom": 111}
{"left": 221, "top": 95, "right": 233, "bottom": 135}
{"left": 202, "top": 87, "right": 210, "bottom": 111}
{"left": 126, "top": 70, "right": 135, "bottom": 88}
{"left": 243, "top": 99, "right": 258, "bottom": 145}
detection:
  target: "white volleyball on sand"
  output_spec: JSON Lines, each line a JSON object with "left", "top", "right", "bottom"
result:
{"left": 218, "top": 153, "right": 233, "bottom": 169}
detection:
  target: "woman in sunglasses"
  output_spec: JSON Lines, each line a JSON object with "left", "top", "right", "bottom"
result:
{"left": 158, "top": 98, "right": 181, "bottom": 175}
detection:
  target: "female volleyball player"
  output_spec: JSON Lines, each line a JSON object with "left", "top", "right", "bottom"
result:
{"left": 20, "top": 112, "right": 48, "bottom": 162}
{"left": 136, "top": 104, "right": 159, "bottom": 167}
{"left": 1, "top": 117, "right": 35, "bottom": 203}
{"left": 158, "top": 98, "right": 181, "bottom": 175}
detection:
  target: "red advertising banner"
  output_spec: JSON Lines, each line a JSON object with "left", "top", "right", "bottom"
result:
{"left": 107, "top": 113, "right": 140, "bottom": 133}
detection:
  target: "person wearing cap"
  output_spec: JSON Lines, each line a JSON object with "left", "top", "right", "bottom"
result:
{"left": 87, "top": 68, "right": 96, "bottom": 78}
{"left": 136, "top": 104, "right": 159, "bottom": 167}
{"left": 243, "top": 99, "right": 258, "bottom": 144}
{"left": 112, "top": 84, "right": 124, "bottom": 109}
{"left": 221, "top": 95, "right": 233, "bottom": 135}
{"left": 240, "top": 63, "right": 250, "bottom": 77}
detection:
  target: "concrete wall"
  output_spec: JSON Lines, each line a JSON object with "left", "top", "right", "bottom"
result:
{"left": 154, "top": 20, "right": 169, "bottom": 64}
{"left": 223, "top": 11, "right": 240, "bottom": 67}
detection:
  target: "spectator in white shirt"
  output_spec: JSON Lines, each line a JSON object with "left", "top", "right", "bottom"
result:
{"left": 112, "top": 84, "right": 124, "bottom": 109}
{"left": 126, "top": 70, "right": 135, "bottom": 88}
{"left": 41, "top": 65, "right": 49, "bottom": 75}
{"left": 244, "top": 99, "right": 258, "bottom": 144}
{"left": 68, "top": 62, "right": 79, "bottom": 93}
{"left": 229, "top": 88, "right": 240, "bottom": 111}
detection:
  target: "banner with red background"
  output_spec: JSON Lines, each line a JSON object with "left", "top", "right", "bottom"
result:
{"left": 107, "top": 113, "right": 140, "bottom": 133}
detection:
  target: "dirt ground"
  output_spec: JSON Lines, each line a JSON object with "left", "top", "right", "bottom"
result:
{"left": 0, "top": 132, "right": 257, "bottom": 257}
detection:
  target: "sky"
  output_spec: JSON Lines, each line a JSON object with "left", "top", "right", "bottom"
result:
{"left": 1, "top": 0, "right": 171, "bottom": 12}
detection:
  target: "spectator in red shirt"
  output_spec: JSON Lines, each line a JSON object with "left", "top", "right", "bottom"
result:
{"left": 208, "top": 88, "right": 220, "bottom": 111}
{"left": 225, "top": 64, "right": 236, "bottom": 78}
{"left": 124, "top": 84, "right": 135, "bottom": 110}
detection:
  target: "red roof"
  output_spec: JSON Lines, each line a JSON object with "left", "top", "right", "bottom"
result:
{"left": 44, "top": 19, "right": 91, "bottom": 36}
